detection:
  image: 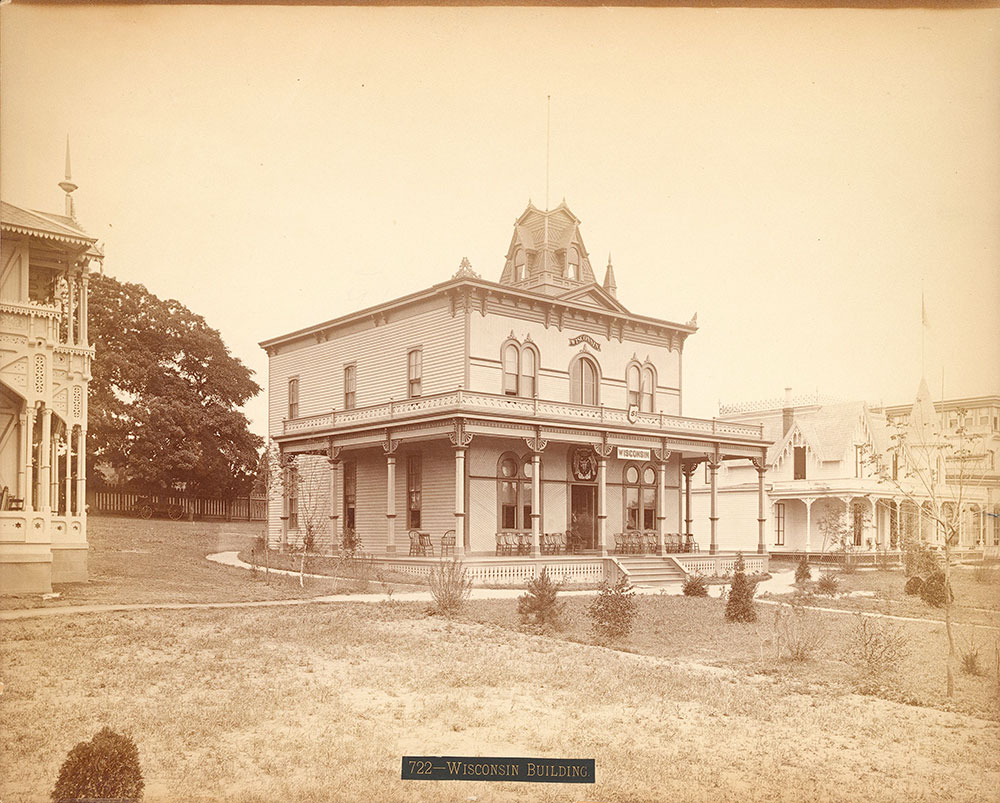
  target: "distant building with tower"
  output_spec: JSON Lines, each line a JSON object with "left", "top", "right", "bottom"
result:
{"left": 261, "top": 201, "right": 772, "bottom": 587}
{"left": 0, "top": 145, "right": 99, "bottom": 593}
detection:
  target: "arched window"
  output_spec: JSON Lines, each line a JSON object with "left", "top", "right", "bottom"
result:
{"left": 624, "top": 463, "right": 657, "bottom": 531}
{"left": 570, "top": 355, "right": 599, "bottom": 406}
{"left": 641, "top": 365, "right": 656, "bottom": 412}
{"left": 520, "top": 346, "right": 537, "bottom": 398}
{"left": 497, "top": 453, "right": 536, "bottom": 530}
{"left": 502, "top": 341, "right": 538, "bottom": 398}
{"left": 566, "top": 247, "right": 579, "bottom": 280}
{"left": 514, "top": 249, "right": 526, "bottom": 282}
{"left": 626, "top": 363, "right": 641, "bottom": 408}
{"left": 503, "top": 343, "right": 519, "bottom": 395}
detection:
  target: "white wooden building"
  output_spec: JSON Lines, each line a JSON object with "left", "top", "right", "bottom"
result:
{"left": 692, "top": 383, "right": 999, "bottom": 562}
{"left": 0, "top": 166, "right": 97, "bottom": 593}
{"left": 261, "top": 202, "right": 772, "bottom": 585}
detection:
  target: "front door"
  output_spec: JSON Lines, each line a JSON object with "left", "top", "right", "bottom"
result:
{"left": 570, "top": 484, "right": 597, "bottom": 550}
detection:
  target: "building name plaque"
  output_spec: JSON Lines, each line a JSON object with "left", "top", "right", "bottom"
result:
{"left": 568, "top": 333, "right": 601, "bottom": 350}
{"left": 617, "top": 446, "right": 651, "bottom": 461}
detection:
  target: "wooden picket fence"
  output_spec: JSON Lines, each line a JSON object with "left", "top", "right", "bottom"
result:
{"left": 88, "top": 489, "right": 267, "bottom": 521}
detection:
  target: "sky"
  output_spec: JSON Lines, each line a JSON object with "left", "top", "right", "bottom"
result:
{"left": 2, "top": 5, "right": 998, "bottom": 438}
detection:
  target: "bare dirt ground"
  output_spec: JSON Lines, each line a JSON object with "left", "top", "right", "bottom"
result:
{"left": 2, "top": 603, "right": 998, "bottom": 803}
{"left": 2, "top": 519, "right": 998, "bottom": 801}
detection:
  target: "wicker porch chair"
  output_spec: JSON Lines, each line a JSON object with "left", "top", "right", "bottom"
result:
{"left": 613, "top": 532, "right": 625, "bottom": 554}
{"left": 408, "top": 530, "right": 421, "bottom": 556}
{"left": 495, "top": 532, "right": 505, "bottom": 556}
{"left": 643, "top": 531, "right": 658, "bottom": 553}
{"left": 504, "top": 532, "right": 517, "bottom": 555}
{"left": 441, "top": 530, "right": 456, "bottom": 556}
{"left": 418, "top": 532, "right": 434, "bottom": 557}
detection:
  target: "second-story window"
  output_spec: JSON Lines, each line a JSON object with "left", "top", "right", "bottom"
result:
{"left": 408, "top": 349, "right": 422, "bottom": 398}
{"left": 627, "top": 364, "right": 641, "bottom": 408}
{"left": 641, "top": 366, "right": 655, "bottom": 412}
{"left": 503, "top": 343, "right": 519, "bottom": 395}
{"left": 793, "top": 446, "right": 807, "bottom": 480}
{"left": 288, "top": 377, "right": 299, "bottom": 419}
{"left": 520, "top": 347, "right": 536, "bottom": 397}
{"left": 344, "top": 364, "right": 356, "bottom": 410}
{"left": 570, "top": 355, "right": 599, "bottom": 406}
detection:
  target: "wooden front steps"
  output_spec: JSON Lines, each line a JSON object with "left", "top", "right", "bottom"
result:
{"left": 615, "top": 555, "right": 688, "bottom": 588}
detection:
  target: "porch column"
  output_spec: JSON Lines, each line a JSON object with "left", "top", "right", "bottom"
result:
{"left": 66, "top": 271, "right": 75, "bottom": 345}
{"left": 708, "top": 455, "right": 721, "bottom": 554}
{"left": 327, "top": 450, "right": 340, "bottom": 552}
{"left": 531, "top": 451, "right": 541, "bottom": 557}
{"left": 450, "top": 422, "right": 472, "bottom": 556}
{"left": 868, "top": 497, "right": 878, "bottom": 550}
{"left": 279, "top": 456, "right": 289, "bottom": 550}
{"left": 455, "top": 447, "right": 467, "bottom": 557}
{"left": 75, "top": 427, "right": 86, "bottom": 518}
{"left": 753, "top": 455, "right": 767, "bottom": 554}
{"left": 64, "top": 435, "right": 72, "bottom": 515}
{"left": 39, "top": 407, "right": 52, "bottom": 514}
{"left": 597, "top": 454, "right": 608, "bottom": 557}
{"left": 50, "top": 429, "right": 59, "bottom": 511}
{"left": 80, "top": 273, "right": 89, "bottom": 346}
{"left": 17, "top": 411, "right": 28, "bottom": 501}
{"left": 682, "top": 461, "right": 696, "bottom": 537}
{"left": 24, "top": 406, "right": 35, "bottom": 511}
{"left": 804, "top": 498, "right": 813, "bottom": 553}
{"left": 385, "top": 455, "right": 397, "bottom": 553}
{"left": 656, "top": 459, "right": 667, "bottom": 554}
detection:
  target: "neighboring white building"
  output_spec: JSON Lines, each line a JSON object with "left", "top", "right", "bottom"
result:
{"left": 692, "top": 382, "right": 999, "bottom": 559}
{"left": 0, "top": 161, "right": 98, "bottom": 593}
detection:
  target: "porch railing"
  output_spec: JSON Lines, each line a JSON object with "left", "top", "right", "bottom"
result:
{"left": 283, "top": 389, "right": 765, "bottom": 440}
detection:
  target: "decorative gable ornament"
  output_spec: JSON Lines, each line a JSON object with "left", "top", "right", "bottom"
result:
{"left": 453, "top": 257, "right": 480, "bottom": 279}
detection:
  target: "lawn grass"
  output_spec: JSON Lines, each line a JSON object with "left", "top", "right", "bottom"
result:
{"left": 0, "top": 516, "right": 343, "bottom": 611}
{"left": 761, "top": 563, "right": 1000, "bottom": 628}
{"left": 2, "top": 602, "right": 998, "bottom": 802}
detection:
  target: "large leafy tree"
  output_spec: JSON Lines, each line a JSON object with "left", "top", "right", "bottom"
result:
{"left": 88, "top": 274, "right": 263, "bottom": 497}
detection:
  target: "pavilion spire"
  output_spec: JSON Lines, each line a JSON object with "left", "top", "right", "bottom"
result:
{"left": 603, "top": 254, "right": 617, "bottom": 298}
{"left": 58, "top": 136, "right": 78, "bottom": 219}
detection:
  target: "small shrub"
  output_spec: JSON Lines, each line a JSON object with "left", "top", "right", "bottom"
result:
{"left": 844, "top": 613, "right": 909, "bottom": 693}
{"left": 428, "top": 558, "right": 472, "bottom": 617}
{"left": 960, "top": 646, "right": 984, "bottom": 677}
{"left": 517, "top": 568, "right": 566, "bottom": 631}
{"left": 903, "top": 575, "right": 924, "bottom": 596}
{"left": 724, "top": 553, "right": 757, "bottom": 623}
{"left": 816, "top": 572, "right": 839, "bottom": 596}
{"left": 588, "top": 576, "right": 638, "bottom": 642}
{"left": 772, "top": 602, "right": 827, "bottom": 662}
{"left": 341, "top": 528, "right": 360, "bottom": 557}
{"left": 52, "top": 727, "right": 143, "bottom": 803}
{"left": 794, "top": 557, "right": 812, "bottom": 585}
{"left": 919, "top": 571, "right": 954, "bottom": 608}
{"left": 682, "top": 574, "right": 709, "bottom": 597}
{"left": 902, "top": 540, "right": 938, "bottom": 578}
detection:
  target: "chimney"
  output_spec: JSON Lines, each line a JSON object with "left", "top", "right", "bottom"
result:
{"left": 782, "top": 387, "right": 794, "bottom": 437}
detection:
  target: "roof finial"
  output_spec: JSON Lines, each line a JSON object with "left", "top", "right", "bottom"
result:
{"left": 453, "top": 256, "right": 480, "bottom": 280}
{"left": 58, "top": 135, "right": 78, "bottom": 219}
{"left": 603, "top": 253, "right": 617, "bottom": 298}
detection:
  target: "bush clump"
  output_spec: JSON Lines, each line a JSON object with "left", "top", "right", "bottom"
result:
{"left": 844, "top": 613, "right": 909, "bottom": 693}
{"left": 588, "top": 576, "right": 638, "bottom": 642}
{"left": 724, "top": 553, "right": 757, "bottom": 623}
{"left": 816, "top": 572, "right": 839, "bottom": 596}
{"left": 428, "top": 558, "right": 472, "bottom": 617}
{"left": 52, "top": 727, "right": 143, "bottom": 803}
{"left": 919, "top": 570, "right": 954, "bottom": 608}
{"left": 773, "top": 602, "right": 827, "bottom": 662}
{"left": 794, "top": 557, "right": 812, "bottom": 585}
{"left": 903, "top": 575, "right": 924, "bottom": 596}
{"left": 682, "top": 574, "right": 709, "bottom": 597}
{"left": 517, "top": 568, "right": 565, "bottom": 631}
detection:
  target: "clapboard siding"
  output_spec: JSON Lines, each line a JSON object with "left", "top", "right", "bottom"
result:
{"left": 468, "top": 309, "right": 681, "bottom": 414}
{"left": 689, "top": 487, "right": 761, "bottom": 553}
{"left": 267, "top": 297, "right": 464, "bottom": 437}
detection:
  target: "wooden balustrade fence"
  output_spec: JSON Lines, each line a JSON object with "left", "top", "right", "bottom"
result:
{"left": 88, "top": 490, "right": 267, "bottom": 521}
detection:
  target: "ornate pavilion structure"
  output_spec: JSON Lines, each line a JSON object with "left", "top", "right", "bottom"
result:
{"left": 0, "top": 153, "right": 98, "bottom": 593}
{"left": 261, "top": 202, "right": 771, "bottom": 585}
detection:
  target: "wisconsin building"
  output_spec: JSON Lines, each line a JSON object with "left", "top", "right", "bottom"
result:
{"left": 0, "top": 161, "right": 98, "bottom": 593}
{"left": 261, "top": 202, "right": 771, "bottom": 585}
